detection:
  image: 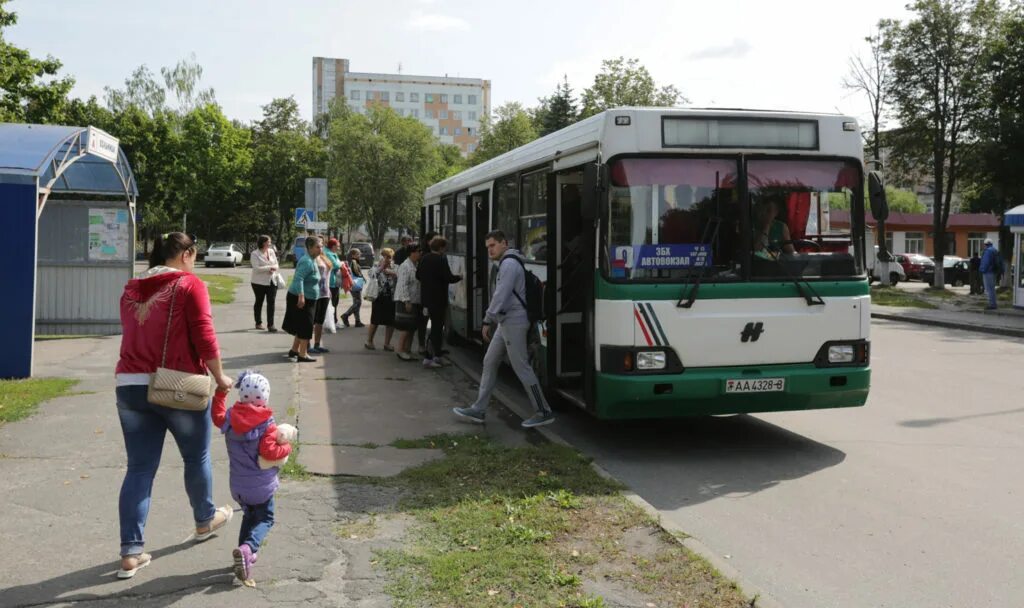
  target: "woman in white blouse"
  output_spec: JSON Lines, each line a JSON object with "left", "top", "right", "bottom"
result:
{"left": 250, "top": 235, "right": 280, "bottom": 332}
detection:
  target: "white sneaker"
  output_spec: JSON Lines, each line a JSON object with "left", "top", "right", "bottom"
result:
{"left": 423, "top": 358, "right": 443, "bottom": 369}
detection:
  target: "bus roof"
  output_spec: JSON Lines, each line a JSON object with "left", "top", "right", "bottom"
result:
{"left": 424, "top": 107, "right": 862, "bottom": 202}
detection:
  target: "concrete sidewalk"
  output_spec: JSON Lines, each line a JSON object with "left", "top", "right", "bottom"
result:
{"left": 872, "top": 303, "right": 1024, "bottom": 338}
{"left": 0, "top": 275, "right": 516, "bottom": 607}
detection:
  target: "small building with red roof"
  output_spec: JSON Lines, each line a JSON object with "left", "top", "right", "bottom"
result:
{"left": 831, "top": 210, "right": 1000, "bottom": 258}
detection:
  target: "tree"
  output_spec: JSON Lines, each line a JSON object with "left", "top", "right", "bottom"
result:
{"left": 326, "top": 105, "right": 437, "bottom": 248}
{"left": 0, "top": 0, "right": 74, "bottom": 123}
{"left": 579, "top": 57, "right": 686, "bottom": 118}
{"left": 843, "top": 22, "right": 895, "bottom": 164}
{"left": 175, "top": 104, "right": 253, "bottom": 241}
{"left": 104, "top": 66, "right": 167, "bottom": 116}
{"left": 249, "top": 96, "right": 326, "bottom": 248}
{"left": 534, "top": 75, "right": 579, "bottom": 137}
{"left": 884, "top": 0, "right": 1000, "bottom": 285}
{"left": 830, "top": 185, "right": 925, "bottom": 213}
{"left": 161, "top": 54, "right": 216, "bottom": 113}
{"left": 469, "top": 102, "right": 538, "bottom": 166}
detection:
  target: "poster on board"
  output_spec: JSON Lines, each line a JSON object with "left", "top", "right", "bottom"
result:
{"left": 88, "top": 208, "right": 130, "bottom": 261}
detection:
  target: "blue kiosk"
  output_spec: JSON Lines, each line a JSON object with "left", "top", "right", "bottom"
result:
{"left": 0, "top": 124, "right": 137, "bottom": 379}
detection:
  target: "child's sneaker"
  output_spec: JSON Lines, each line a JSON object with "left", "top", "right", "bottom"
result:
{"left": 233, "top": 544, "right": 255, "bottom": 583}
{"left": 423, "top": 357, "right": 443, "bottom": 369}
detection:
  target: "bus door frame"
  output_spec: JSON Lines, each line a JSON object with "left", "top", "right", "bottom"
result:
{"left": 553, "top": 171, "right": 584, "bottom": 381}
{"left": 470, "top": 187, "right": 492, "bottom": 336}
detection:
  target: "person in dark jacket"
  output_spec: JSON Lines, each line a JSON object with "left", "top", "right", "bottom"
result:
{"left": 969, "top": 253, "right": 982, "bottom": 295}
{"left": 979, "top": 239, "right": 1002, "bottom": 310}
{"left": 416, "top": 232, "right": 438, "bottom": 356}
{"left": 340, "top": 248, "right": 365, "bottom": 327}
{"left": 416, "top": 236, "right": 462, "bottom": 368}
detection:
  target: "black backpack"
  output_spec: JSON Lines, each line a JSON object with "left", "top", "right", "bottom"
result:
{"left": 502, "top": 255, "right": 545, "bottom": 323}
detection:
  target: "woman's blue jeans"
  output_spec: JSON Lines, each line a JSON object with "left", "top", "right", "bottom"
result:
{"left": 116, "top": 385, "right": 215, "bottom": 557}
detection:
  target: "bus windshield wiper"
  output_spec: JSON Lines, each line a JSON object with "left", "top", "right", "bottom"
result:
{"left": 769, "top": 249, "right": 826, "bottom": 306}
{"left": 678, "top": 171, "right": 722, "bottom": 309}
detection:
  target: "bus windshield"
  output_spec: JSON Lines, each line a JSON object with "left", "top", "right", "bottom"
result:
{"left": 606, "top": 157, "right": 742, "bottom": 281}
{"left": 604, "top": 157, "right": 864, "bottom": 282}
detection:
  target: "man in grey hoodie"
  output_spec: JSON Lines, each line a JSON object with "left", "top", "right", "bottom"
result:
{"left": 453, "top": 230, "right": 555, "bottom": 428}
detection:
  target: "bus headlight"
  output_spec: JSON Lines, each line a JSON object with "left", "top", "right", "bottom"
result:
{"left": 828, "top": 345, "right": 855, "bottom": 364}
{"left": 637, "top": 351, "right": 667, "bottom": 370}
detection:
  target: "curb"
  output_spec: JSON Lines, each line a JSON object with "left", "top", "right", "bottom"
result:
{"left": 447, "top": 354, "right": 784, "bottom": 608}
{"left": 871, "top": 312, "right": 1024, "bottom": 339}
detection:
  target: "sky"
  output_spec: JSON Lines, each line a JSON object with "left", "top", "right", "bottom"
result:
{"left": 6, "top": 0, "right": 915, "bottom": 126}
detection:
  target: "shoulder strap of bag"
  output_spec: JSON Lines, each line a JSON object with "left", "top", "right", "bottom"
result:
{"left": 501, "top": 254, "right": 529, "bottom": 308}
{"left": 160, "top": 276, "right": 185, "bottom": 368}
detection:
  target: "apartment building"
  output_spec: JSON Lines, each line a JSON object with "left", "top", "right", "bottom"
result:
{"left": 312, "top": 57, "right": 491, "bottom": 155}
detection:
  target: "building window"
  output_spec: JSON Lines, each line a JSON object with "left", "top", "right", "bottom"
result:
{"left": 519, "top": 171, "right": 549, "bottom": 261}
{"left": 425, "top": 93, "right": 434, "bottom": 103}
{"left": 967, "top": 232, "right": 986, "bottom": 258}
{"left": 396, "top": 92, "right": 404, "bottom": 102}
{"left": 466, "top": 127, "right": 472, "bottom": 134}
{"left": 454, "top": 127, "right": 462, "bottom": 135}
{"left": 440, "top": 94, "right": 448, "bottom": 103}
{"left": 380, "top": 91, "right": 389, "bottom": 102}
{"left": 451, "top": 110, "right": 461, "bottom": 120}
{"left": 349, "top": 90, "right": 361, "bottom": 100}
{"left": 905, "top": 232, "right": 925, "bottom": 254}
{"left": 454, "top": 94, "right": 462, "bottom": 104}
{"left": 468, "top": 94, "right": 477, "bottom": 105}
{"left": 424, "top": 109, "right": 434, "bottom": 119}
{"left": 440, "top": 110, "right": 448, "bottom": 119}
{"left": 468, "top": 111, "right": 477, "bottom": 120}
{"left": 468, "top": 143, "right": 476, "bottom": 153}
{"left": 929, "top": 231, "right": 956, "bottom": 255}
{"left": 440, "top": 126, "right": 449, "bottom": 135}
{"left": 410, "top": 92, "right": 419, "bottom": 102}
{"left": 410, "top": 109, "right": 420, "bottom": 118}
{"left": 396, "top": 109, "right": 404, "bottom": 116}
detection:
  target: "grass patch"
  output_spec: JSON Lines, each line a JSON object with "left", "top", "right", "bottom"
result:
{"left": 921, "top": 287, "right": 958, "bottom": 299}
{"left": 389, "top": 433, "right": 466, "bottom": 450}
{"left": 337, "top": 515, "right": 378, "bottom": 539}
{"left": 871, "top": 286, "right": 938, "bottom": 309}
{"left": 0, "top": 378, "right": 78, "bottom": 425}
{"left": 203, "top": 274, "right": 242, "bottom": 305}
{"left": 279, "top": 443, "right": 310, "bottom": 481}
{"left": 376, "top": 434, "right": 749, "bottom": 608}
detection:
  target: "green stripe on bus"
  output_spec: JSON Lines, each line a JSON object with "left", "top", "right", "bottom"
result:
{"left": 594, "top": 272, "right": 870, "bottom": 300}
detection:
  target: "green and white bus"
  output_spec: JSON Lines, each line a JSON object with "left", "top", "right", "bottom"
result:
{"left": 424, "top": 108, "right": 882, "bottom": 419}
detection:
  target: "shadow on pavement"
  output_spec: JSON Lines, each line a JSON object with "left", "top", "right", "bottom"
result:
{"left": 0, "top": 543, "right": 233, "bottom": 607}
{"left": 899, "top": 405, "right": 1024, "bottom": 428}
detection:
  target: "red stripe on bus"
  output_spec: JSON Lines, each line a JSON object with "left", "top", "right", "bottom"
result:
{"left": 634, "top": 306, "right": 654, "bottom": 346}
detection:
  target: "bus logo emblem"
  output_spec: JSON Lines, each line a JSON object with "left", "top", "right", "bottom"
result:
{"left": 741, "top": 322, "right": 764, "bottom": 343}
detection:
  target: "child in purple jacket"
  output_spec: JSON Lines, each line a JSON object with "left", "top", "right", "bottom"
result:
{"left": 212, "top": 370, "right": 293, "bottom": 586}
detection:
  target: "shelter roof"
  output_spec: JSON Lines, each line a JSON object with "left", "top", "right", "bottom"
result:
{"left": 0, "top": 123, "right": 138, "bottom": 197}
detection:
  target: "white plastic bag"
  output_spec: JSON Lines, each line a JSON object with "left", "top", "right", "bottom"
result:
{"left": 324, "top": 300, "right": 337, "bottom": 333}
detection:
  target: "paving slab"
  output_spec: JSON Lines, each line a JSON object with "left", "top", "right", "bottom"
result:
{"left": 301, "top": 444, "right": 443, "bottom": 477}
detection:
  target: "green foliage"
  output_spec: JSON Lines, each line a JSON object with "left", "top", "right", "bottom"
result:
{"left": 201, "top": 274, "right": 241, "bottom": 305}
{"left": 579, "top": 57, "right": 686, "bottom": 118}
{"left": 469, "top": 102, "right": 539, "bottom": 166}
{"left": 326, "top": 105, "right": 437, "bottom": 247}
{"left": 535, "top": 75, "right": 580, "bottom": 136}
{"left": 175, "top": 104, "right": 253, "bottom": 241}
{"left": 0, "top": 377, "right": 78, "bottom": 425}
{"left": 0, "top": 0, "right": 74, "bottom": 123}
{"left": 829, "top": 185, "right": 924, "bottom": 213}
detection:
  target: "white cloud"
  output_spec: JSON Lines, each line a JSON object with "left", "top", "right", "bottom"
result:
{"left": 404, "top": 12, "right": 470, "bottom": 32}
{"left": 688, "top": 38, "right": 752, "bottom": 60}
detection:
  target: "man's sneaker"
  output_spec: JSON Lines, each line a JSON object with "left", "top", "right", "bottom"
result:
{"left": 521, "top": 411, "right": 555, "bottom": 428}
{"left": 452, "top": 406, "right": 486, "bottom": 424}
{"left": 423, "top": 357, "right": 443, "bottom": 369}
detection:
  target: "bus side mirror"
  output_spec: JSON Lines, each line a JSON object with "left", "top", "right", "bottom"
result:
{"left": 868, "top": 171, "right": 889, "bottom": 222}
{"left": 582, "top": 163, "right": 606, "bottom": 221}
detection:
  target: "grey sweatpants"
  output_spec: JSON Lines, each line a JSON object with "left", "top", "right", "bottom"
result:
{"left": 471, "top": 321, "right": 551, "bottom": 414}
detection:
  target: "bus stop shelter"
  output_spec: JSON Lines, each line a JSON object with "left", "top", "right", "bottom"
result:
{"left": 0, "top": 124, "right": 138, "bottom": 379}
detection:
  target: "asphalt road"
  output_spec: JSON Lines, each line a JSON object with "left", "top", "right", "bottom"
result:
{"left": 459, "top": 319, "right": 1023, "bottom": 608}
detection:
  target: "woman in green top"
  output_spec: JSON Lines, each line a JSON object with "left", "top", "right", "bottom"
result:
{"left": 325, "top": 238, "right": 343, "bottom": 327}
{"left": 282, "top": 236, "right": 322, "bottom": 362}
{"left": 753, "top": 197, "right": 795, "bottom": 259}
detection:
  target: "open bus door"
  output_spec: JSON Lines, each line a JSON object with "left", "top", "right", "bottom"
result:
{"left": 471, "top": 190, "right": 491, "bottom": 336}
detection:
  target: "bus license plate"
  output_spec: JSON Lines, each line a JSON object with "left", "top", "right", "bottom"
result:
{"left": 725, "top": 378, "right": 785, "bottom": 393}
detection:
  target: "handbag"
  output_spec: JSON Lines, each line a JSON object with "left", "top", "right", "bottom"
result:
{"left": 353, "top": 276, "right": 365, "bottom": 292}
{"left": 148, "top": 277, "right": 214, "bottom": 411}
{"left": 394, "top": 301, "right": 416, "bottom": 330}
{"left": 272, "top": 271, "right": 286, "bottom": 289}
{"left": 363, "top": 269, "right": 380, "bottom": 302}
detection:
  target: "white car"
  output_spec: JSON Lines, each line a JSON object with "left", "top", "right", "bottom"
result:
{"left": 204, "top": 243, "right": 244, "bottom": 267}
{"left": 869, "top": 246, "right": 907, "bottom": 286}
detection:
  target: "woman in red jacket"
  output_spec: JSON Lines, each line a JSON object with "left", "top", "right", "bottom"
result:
{"left": 113, "top": 232, "right": 235, "bottom": 579}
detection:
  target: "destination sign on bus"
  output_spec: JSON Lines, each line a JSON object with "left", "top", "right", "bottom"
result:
{"left": 615, "top": 244, "right": 712, "bottom": 269}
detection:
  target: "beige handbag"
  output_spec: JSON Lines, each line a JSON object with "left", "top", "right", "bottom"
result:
{"left": 148, "top": 277, "right": 214, "bottom": 410}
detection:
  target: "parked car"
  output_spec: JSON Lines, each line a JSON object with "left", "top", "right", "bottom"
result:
{"left": 288, "top": 236, "right": 308, "bottom": 266}
{"left": 869, "top": 246, "right": 907, "bottom": 286}
{"left": 345, "top": 242, "right": 375, "bottom": 267}
{"left": 944, "top": 259, "right": 971, "bottom": 287}
{"left": 895, "top": 253, "right": 935, "bottom": 282}
{"left": 204, "top": 243, "right": 244, "bottom": 267}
